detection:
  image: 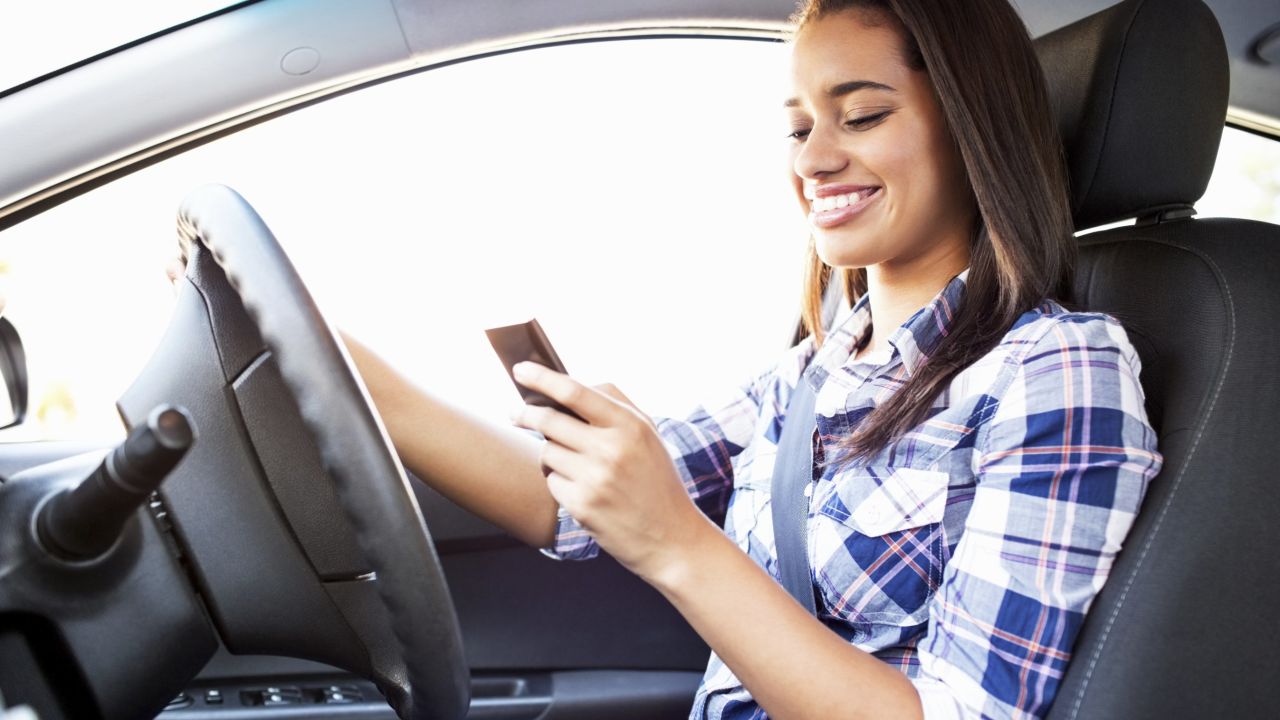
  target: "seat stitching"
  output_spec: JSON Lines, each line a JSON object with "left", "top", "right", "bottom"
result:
{"left": 1066, "top": 235, "right": 1235, "bottom": 718}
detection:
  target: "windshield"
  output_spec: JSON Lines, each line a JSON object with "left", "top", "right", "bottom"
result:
{"left": 0, "top": 1, "right": 242, "bottom": 93}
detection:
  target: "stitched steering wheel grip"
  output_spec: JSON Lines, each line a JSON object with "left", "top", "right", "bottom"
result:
{"left": 176, "top": 184, "right": 469, "bottom": 720}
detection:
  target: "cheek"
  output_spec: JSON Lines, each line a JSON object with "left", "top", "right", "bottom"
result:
{"left": 916, "top": 121, "right": 970, "bottom": 207}
{"left": 794, "top": 189, "right": 809, "bottom": 215}
{"left": 787, "top": 152, "right": 807, "bottom": 211}
{"left": 882, "top": 121, "right": 964, "bottom": 226}
{"left": 916, "top": 151, "right": 972, "bottom": 229}
{"left": 863, "top": 140, "right": 919, "bottom": 231}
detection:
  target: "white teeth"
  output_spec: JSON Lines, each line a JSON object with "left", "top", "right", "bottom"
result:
{"left": 811, "top": 190, "right": 869, "bottom": 213}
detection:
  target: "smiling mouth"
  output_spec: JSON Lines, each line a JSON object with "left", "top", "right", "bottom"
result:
{"left": 808, "top": 187, "right": 881, "bottom": 229}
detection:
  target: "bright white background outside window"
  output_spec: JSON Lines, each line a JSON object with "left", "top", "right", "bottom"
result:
{"left": 1199, "top": 127, "right": 1280, "bottom": 223}
{"left": 1, "top": 34, "right": 1278, "bottom": 443}
{"left": 0, "top": 39, "right": 808, "bottom": 441}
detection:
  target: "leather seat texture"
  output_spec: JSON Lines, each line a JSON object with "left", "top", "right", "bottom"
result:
{"left": 1036, "top": 0, "right": 1280, "bottom": 717}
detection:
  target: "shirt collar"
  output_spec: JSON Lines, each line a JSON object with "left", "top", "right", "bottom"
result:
{"left": 807, "top": 268, "right": 969, "bottom": 387}
{"left": 885, "top": 268, "right": 969, "bottom": 378}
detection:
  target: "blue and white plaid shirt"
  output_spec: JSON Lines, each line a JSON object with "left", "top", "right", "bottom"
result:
{"left": 547, "top": 271, "right": 1162, "bottom": 719}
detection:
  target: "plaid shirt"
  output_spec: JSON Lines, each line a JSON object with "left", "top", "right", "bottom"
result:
{"left": 546, "top": 271, "right": 1162, "bottom": 719}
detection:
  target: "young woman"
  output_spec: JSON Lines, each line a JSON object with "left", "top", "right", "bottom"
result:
{"left": 344, "top": 0, "right": 1163, "bottom": 717}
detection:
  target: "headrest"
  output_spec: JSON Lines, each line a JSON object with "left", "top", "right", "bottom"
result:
{"left": 1033, "top": 0, "right": 1229, "bottom": 230}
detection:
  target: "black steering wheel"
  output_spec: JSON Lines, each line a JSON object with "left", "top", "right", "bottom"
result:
{"left": 170, "top": 184, "right": 468, "bottom": 719}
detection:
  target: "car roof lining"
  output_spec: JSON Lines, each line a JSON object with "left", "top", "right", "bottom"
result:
{"left": 0, "top": 0, "right": 1274, "bottom": 225}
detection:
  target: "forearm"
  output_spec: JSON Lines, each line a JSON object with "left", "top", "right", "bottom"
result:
{"left": 341, "top": 333, "right": 559, "bottom": 548}
{"left": 650, "top": 522, "right": 924, "bottom": 720}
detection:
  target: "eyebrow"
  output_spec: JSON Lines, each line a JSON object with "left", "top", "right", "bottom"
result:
{"left": 783, "top": 80, "right": 898, "bottom": 108}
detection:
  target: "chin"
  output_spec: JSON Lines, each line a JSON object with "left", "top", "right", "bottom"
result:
{"left": 814, "top": 233, "right": 884, "bottom": 270}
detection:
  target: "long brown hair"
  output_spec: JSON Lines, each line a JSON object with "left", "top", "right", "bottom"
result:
{"left": 793, "top": 0, "right": 1075, "bottom": 463}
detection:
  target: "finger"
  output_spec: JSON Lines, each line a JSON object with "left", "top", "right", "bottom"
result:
{"left": 545, "top": 471, "right": 590, "bottom": 527}
{"left": 513, "top": 362, "right": 627, "bottom": 426}
{"left": 510, "top": 403, "right": 595, "bottom": 452}
{"left": 539, "top": 441, "right": 597, "bottom": 482}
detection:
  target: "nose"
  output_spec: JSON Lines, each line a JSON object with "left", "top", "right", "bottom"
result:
{"left": 793, "top": 122, "right": 849, "bottom": 180}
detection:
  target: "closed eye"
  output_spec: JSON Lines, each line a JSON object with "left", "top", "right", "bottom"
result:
{"left": 845, "top": 110, "right": 891, "bottom": 129}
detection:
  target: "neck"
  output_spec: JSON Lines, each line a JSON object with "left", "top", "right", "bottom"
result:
{"left": 860, "top": 243, "right": 970, "bottom": 355}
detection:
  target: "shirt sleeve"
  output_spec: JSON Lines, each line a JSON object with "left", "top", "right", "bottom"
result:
{"left": 541, "top": 342, "right": 808, "bottom": 561}
{"left": 911, "top": 315, "right": 1163, "bottom": 719}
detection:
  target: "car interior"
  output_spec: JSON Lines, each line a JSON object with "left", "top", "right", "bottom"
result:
{"left": 0, "top": 0, "right": 1277, "bottom": 718}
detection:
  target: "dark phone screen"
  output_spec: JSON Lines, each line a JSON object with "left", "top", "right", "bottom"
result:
{"left": 485, "top": 319, "right": 585, "bottom": 422}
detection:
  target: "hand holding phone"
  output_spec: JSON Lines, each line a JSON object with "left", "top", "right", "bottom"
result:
{"left": 486, "top": 319, "right": 585, "bottom": 422}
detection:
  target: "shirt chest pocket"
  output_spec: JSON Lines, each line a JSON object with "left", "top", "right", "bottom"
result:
{"left": 810, "top": 466, "right": 949, "bottom": 628}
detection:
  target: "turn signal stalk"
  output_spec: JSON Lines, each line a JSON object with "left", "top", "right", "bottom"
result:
{"left": 37, "top": 405, "right": 195, "bottom": 561}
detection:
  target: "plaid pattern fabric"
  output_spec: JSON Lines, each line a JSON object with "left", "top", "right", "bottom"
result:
{"left": 545, "top": 271, "right": 1161, "bottom": 719}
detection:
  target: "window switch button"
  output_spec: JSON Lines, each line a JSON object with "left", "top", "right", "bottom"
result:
{"left": 316, "top": 685, "right": 362, "bottom": 704}
{"left": 242, "top": 686, "right": 304, "bottom": 706}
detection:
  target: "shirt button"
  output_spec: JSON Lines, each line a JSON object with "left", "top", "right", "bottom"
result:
{"left": 803, "top": 483, "right": 813, "bottom": 499}
{"left": 864, "top": 506, "right": 882, "bottom": 523}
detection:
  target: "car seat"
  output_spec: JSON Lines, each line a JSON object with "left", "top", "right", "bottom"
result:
{"left": 1035, "top": 0, "right": 1280, "bottom": 717}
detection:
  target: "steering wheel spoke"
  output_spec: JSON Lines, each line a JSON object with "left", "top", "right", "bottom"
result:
{"left": 116, "top": 184, "right": 467, "bottom": 720}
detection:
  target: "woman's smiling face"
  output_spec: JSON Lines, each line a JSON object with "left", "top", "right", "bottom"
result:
{"left": 787, "top": 9, "right": 975, "bottom": 273}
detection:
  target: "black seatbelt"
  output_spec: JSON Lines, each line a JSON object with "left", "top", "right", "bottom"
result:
{"left": 770, "top": 376, "right": 819, "bottom": 616}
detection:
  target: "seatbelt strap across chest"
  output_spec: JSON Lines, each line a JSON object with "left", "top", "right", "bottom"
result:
{"left": 769, "top": 376, "right": 819, "bottom": 616}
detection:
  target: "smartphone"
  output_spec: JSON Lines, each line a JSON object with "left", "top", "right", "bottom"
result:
{"left": 485, "top": 319, "right": 585, "bottom": 422}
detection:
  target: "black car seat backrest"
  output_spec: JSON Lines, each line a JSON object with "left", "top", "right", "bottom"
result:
{"left": 1035, "top": 1, "right": 1280, "bottom": 718}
